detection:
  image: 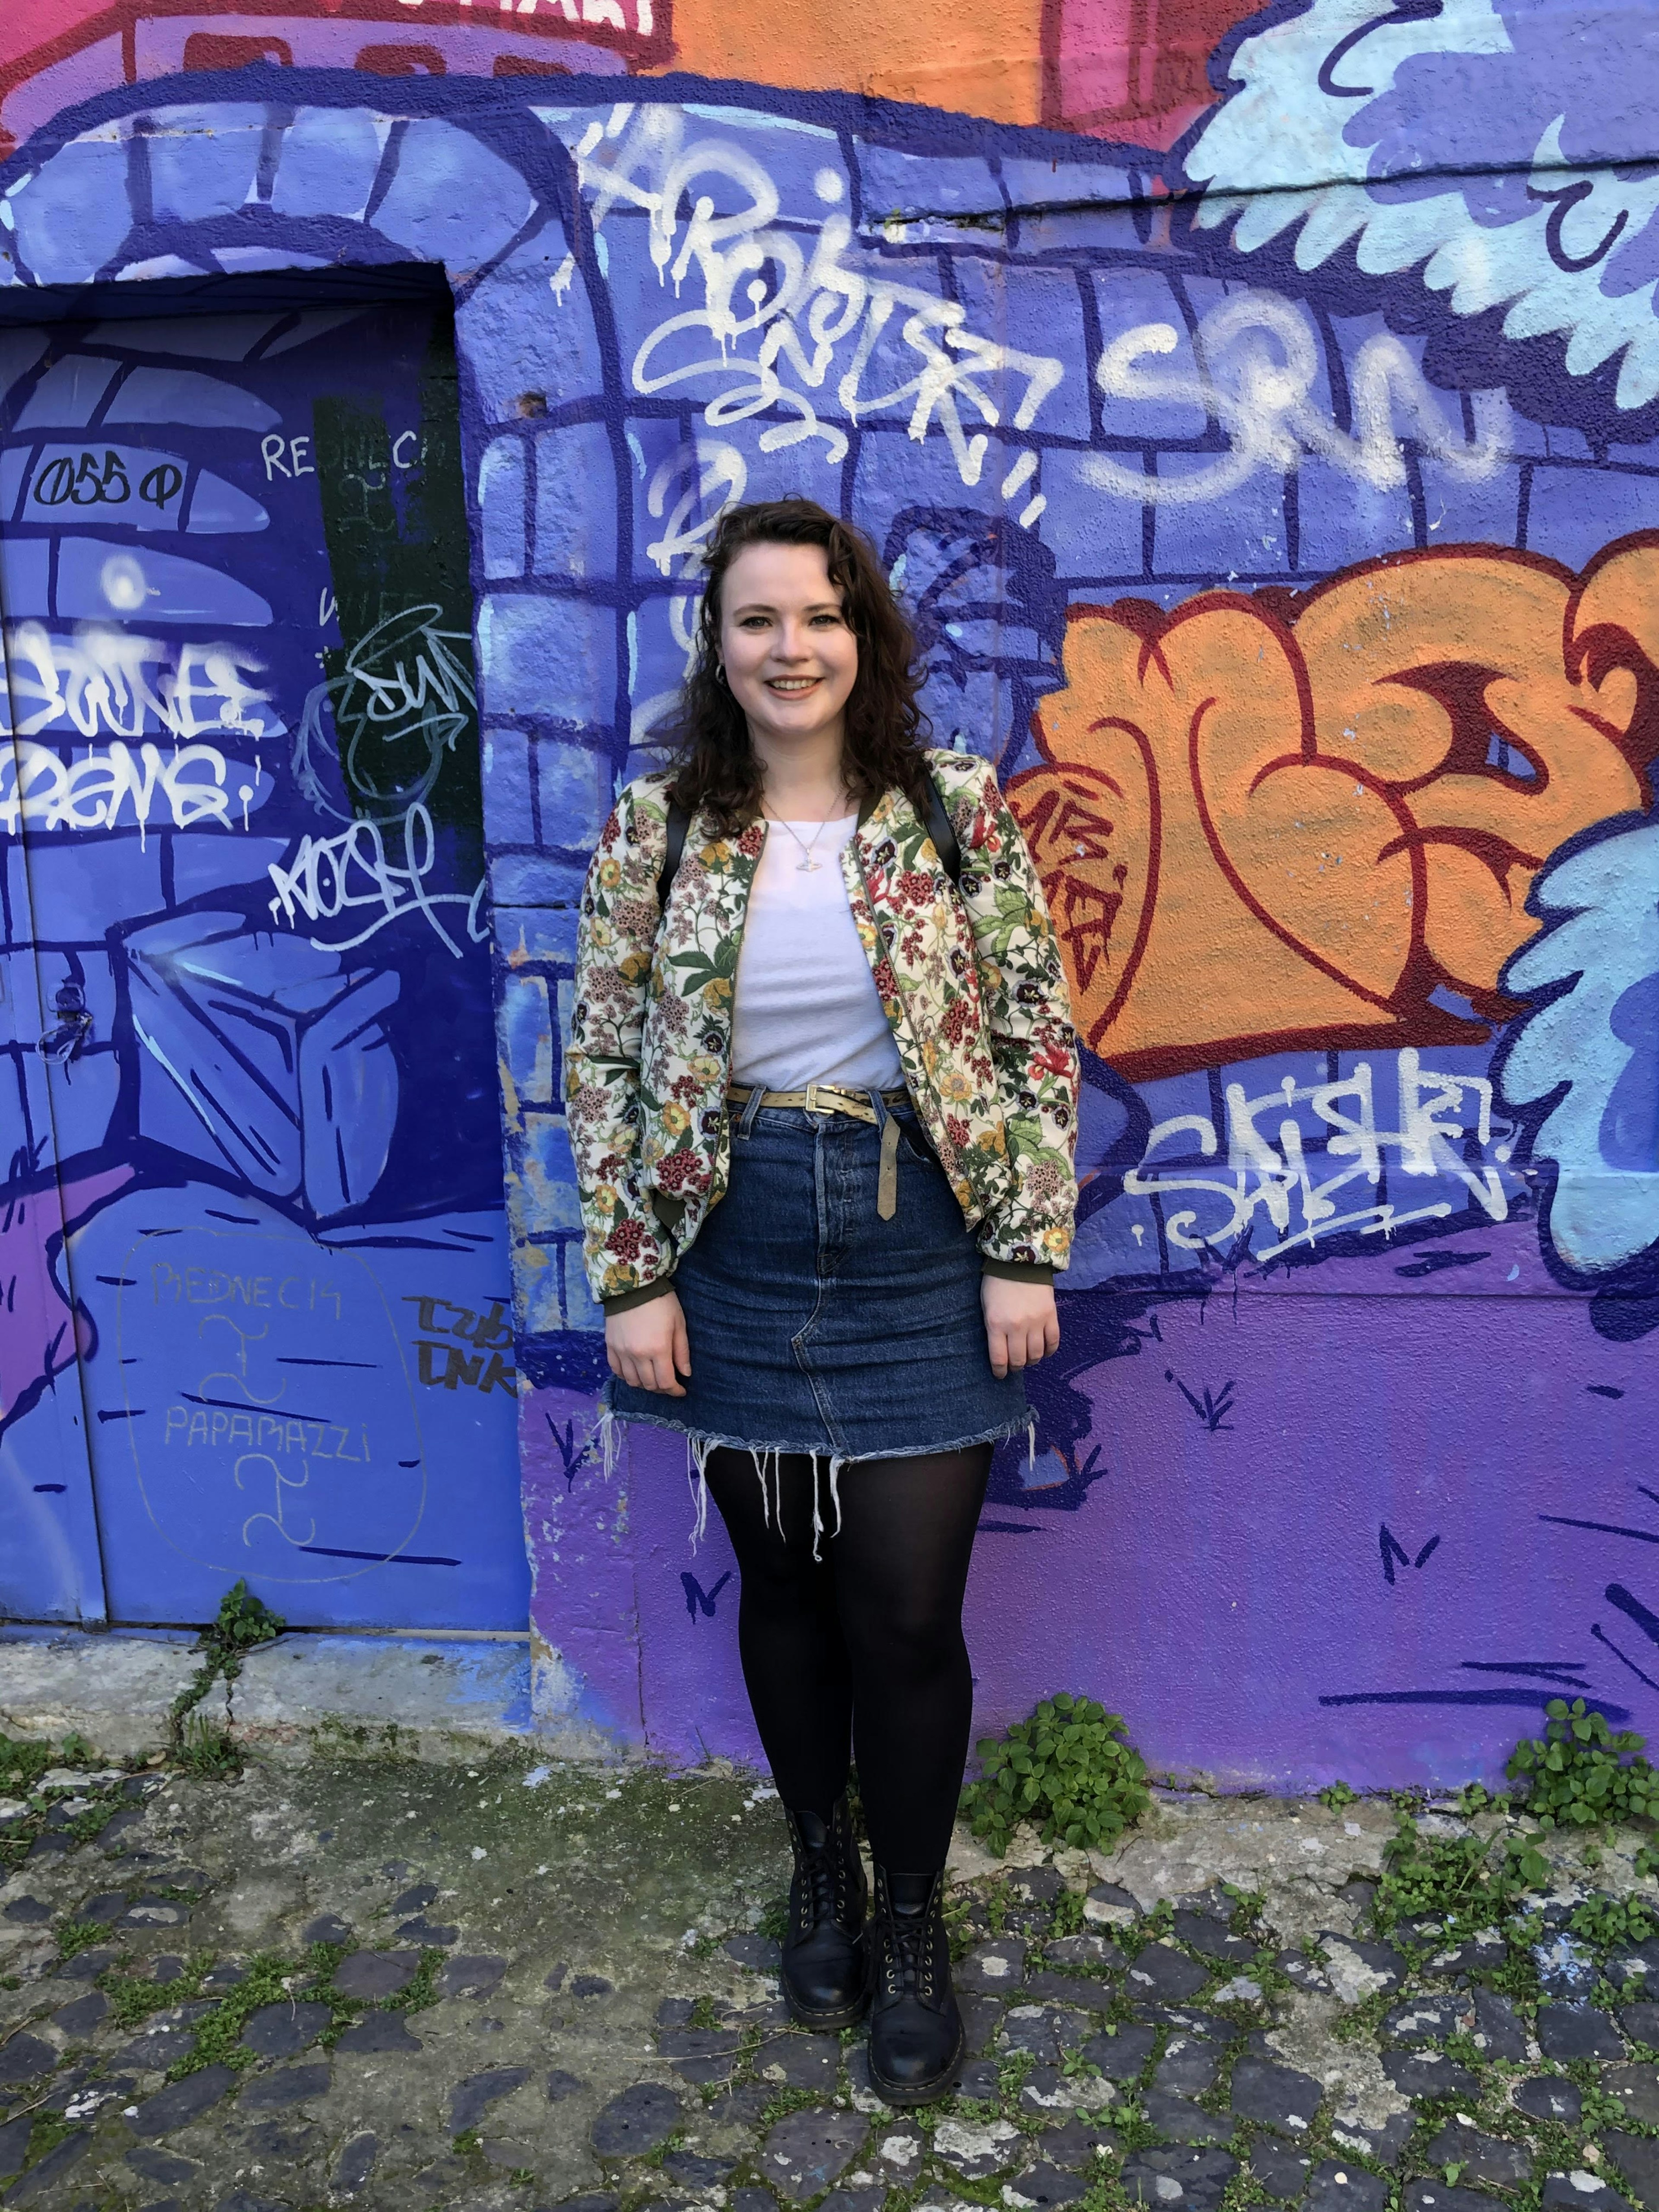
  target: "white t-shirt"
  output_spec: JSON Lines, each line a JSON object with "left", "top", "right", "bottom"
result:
{"left": 731, "top": 816, "right": 905, "bottom": 1092}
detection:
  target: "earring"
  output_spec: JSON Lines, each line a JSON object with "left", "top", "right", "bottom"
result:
{"left": 714, "top": 660, "right": 728, "bottom": 686}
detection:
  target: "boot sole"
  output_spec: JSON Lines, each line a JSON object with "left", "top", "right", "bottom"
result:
{"left": 782, "top": 1981, "right": 870, "bottom": 2033}
{"left": 867, "top": 2015, "right": 966, "bottom": 2107}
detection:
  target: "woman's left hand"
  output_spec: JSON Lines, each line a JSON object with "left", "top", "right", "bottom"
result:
{"left": 982, "top": 1276, "right": 1060, "bottom": 1378}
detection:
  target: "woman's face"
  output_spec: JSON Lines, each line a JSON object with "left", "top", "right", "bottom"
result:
{"left": 717, "top": 540, "right": 859, "bottom": 756}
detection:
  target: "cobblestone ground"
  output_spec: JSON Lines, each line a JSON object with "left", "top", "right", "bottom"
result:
{"left": 6, "top": 1745, "right": 1659, "bottom": 2212}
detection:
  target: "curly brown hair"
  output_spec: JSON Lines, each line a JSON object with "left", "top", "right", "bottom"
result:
{"left": 664, "top": 498, "right": 934, "bottom": 829}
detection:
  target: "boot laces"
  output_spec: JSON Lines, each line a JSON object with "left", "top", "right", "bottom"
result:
{"left": 883, "top": 1897, "right": 937, "bottom": 2000}
{"left": 793, "top": 1820, "right": 845, "bottom": 1934}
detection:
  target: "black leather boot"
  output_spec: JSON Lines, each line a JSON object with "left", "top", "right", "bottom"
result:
{"left": 866, "top": 1866, "right": 963, "bottom": 2105}
{"left": 780, "top": 1796, "right": 868, "bottom": 2031}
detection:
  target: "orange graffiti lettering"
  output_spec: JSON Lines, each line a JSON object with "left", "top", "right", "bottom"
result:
{"left": 1012, "top": 537, "right": 1659, "bottom": 1080}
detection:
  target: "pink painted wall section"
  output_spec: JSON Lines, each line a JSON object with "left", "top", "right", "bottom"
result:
{"left": 1048, "top": 0, "right": 1250, "bottom": 146}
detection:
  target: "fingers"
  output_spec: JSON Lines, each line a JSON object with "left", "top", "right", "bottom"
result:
{"left": 986, "top": 1318, "right": 1060, "bottom": 1376}
{"left": 672, "top": 1309, "right": 692, "bottom": 1380}
{"left": 641, "top": 1344, "right": 684, "bottom": 1394}
{"left": 609, "top": 1343, "right": 687, "bottom": 1395}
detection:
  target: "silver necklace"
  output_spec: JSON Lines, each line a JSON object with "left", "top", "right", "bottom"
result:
{"left": 763, "top": 804, "right": 843, "bottom": 874}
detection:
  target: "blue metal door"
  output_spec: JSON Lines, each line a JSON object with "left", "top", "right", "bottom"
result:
{"left": 0, "top": 664, "right": 108, "bottom": 1624}
{"left": 0, "top": 287, "right": 529, "bottom": 1630}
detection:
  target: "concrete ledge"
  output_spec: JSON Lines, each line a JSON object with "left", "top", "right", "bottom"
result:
{"left": 0, "top": 1626, "right": 197, "bottom": 1758}
{"left": 0, "top": 1628, "right": 623, "bottom": 1763}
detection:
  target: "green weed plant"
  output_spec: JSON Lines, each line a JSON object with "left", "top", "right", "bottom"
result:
{"left": 175, "top": 1713, "right": 240, "bottom": 1777}
{"left": 1568, "top": 1893, "right": 1658, "bottom": 1948}
{"left": 963, "top": 1695, "right": 1149, "bottom": 1856}
{"left": 168, "top": 1578, "right": 287, "bottom": 1760}
{"left": 1051, "top": 1886, "right": 1088, "bottom": 1938}
{"left": 1372, "top": 1814, "right": 1549, "bottom": 1941}
{"left": 1507, "top": 1700, "right": 1659, "bottom": 1827}
{"left": 174, "top": 1950, "right": 294, "bottom": 2075}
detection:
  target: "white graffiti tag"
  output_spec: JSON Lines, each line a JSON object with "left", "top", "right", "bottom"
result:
{"left": 1086, "top": 292, "right": 1510, "bottom": 502}
{"left": 0, "top": 738, "right": 239, "bottom": 836}
{"left": 267, "top": 802, "right": 489, "bottom": 960}
{"left": 1125, "top": 1051, "right": 1513, "bottom": 1261}
{"left": 550, "top": 105, "right": 1064, "bottom": 481}
{"left": 3, "top": 621, "right": 276, "bottom": 741}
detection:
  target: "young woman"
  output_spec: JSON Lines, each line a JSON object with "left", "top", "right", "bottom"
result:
{"left": 567, "top": 499, "right": 1078, "bottom": 2106}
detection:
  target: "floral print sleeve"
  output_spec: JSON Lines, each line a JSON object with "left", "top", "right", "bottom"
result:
{"left": 934, "top": 752, "right": 1081, "bottom": 1274}
{"left": 566, "top": 775, "right": 677, "bottom": 1307}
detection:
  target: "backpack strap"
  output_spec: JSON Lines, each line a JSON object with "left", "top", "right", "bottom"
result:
{"left": 657, "top": 798, "right": 691, "bottom": 913}
{"left": 922, "top": 770, "right": 963, "bottom": 891}
{"left": 659, "top": 781, "right": 960, "bottom": 909}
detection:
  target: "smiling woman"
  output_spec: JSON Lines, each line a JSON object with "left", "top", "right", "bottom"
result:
{"left": 565, "top": 498, "right": 1080, "bottom": 2107}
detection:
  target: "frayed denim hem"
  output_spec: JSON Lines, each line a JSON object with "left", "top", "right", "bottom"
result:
{"left": 599, "top": 1397, "right": 1035, "bottom": 1560}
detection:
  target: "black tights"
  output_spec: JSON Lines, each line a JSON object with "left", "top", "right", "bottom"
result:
{"left": 703, "top": 1445, "right": 991, "bottom": 1872}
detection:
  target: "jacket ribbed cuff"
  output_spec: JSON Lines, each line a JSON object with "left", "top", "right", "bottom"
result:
{"left": 599, "top": 1274, "right": 678, "bottom": 1316}
{"left": 980, "top": 1259, "right": 1055, "bottom": 1286}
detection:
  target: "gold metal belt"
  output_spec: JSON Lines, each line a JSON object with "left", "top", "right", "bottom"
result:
{"left": 726, "top": 1083, "right": 910, "bottom": 1219}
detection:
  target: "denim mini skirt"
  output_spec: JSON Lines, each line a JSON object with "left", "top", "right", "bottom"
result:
{"left": 607, "top": 1096, "right": 1030, "bottom": 1468}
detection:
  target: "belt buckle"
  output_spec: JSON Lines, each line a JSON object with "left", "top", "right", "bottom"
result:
{"left": 803, "top": 1081, "right": 833, "bottom": 1117}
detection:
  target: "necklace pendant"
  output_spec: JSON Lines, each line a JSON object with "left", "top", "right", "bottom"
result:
{"left": 796, "top": 858, "right": 821, "bottom": 873}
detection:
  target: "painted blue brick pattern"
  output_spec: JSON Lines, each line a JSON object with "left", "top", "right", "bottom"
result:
{"left": 502, "top": 971, "right": 556, "bottom": 1106}
{"left": 1296, "top": 461, "right": 1419, "bottom": 574}
{"left": 1417, "top": 458, "right": 1523, "bottom": 547}
{"left": 518, "top": 1116, "right": 583, "bottom": 1235}
{"left": 483, "top": 728, "right": 537, "bottom": 847}
{"left": 537, "top": 741, "right": 613, "bottom": 855}
{"left": 1526, "top": 464, "right": 1655, "bottom": 569}
{"left": 146, "top": 105, "right": 264, "bottom": 222}
{"left": 269, "top": 107, "right": 385, "bottom": 220}
{"left": 853, "top": 141, "right": 1004, "bottom": 223}
{"left": 1154, "top": 459, "right": 1289, "bottom": 578}
{"left": 11, "top": 134, "right": 132, "bottom": 283}
{"left": 497, "top": 907, "right": 582, "bottom": 973}
{"left": 490, "top": 854, "right": 588, "bottom": 907}
{"left": 1000, "top": 157, "right": 1137, "bottom": 211}
{"left": 949, "top": 260, "right": 1094, "bottom": 442}
{"left": 536, "top": 423, "right": 616, "bottom": 579}
{"left": 480, "top": 439, "right": 528, "bottom": 579}
{"left": 372, "top": 119, "right": 536, "bottom": 273}
{"left": 479, "top": 593, "right": 615, "bottom": 725}
{"left": 1090, "top": 271, "right": 1208, "bottom": 439}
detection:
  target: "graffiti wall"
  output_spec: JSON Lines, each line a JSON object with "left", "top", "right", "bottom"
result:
{"left": 0, "top": 0, "right": 1654, "bottom": 1783}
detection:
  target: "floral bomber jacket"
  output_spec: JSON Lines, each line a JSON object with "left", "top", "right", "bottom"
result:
{"left": 565, "top": 748, "right": 1081, "bottom": 1311}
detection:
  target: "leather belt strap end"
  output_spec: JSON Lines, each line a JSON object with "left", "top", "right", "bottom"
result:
{"left": 877, "top": 1115, "right": 899, "bottom": 1221}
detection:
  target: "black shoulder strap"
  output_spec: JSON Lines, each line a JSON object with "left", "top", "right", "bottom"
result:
{"left": 923, "top": 770, "right": 963, "bottom": 890}
{"left": 660, "top": 782, "right": 959, "bottom": 906}
{"left": 657, "top": 799, "right": 691, "bottom": 913}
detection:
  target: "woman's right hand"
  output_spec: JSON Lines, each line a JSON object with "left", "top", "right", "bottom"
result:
{"left": 605, "top": 1290, "right": 691, "bottom": 1396}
